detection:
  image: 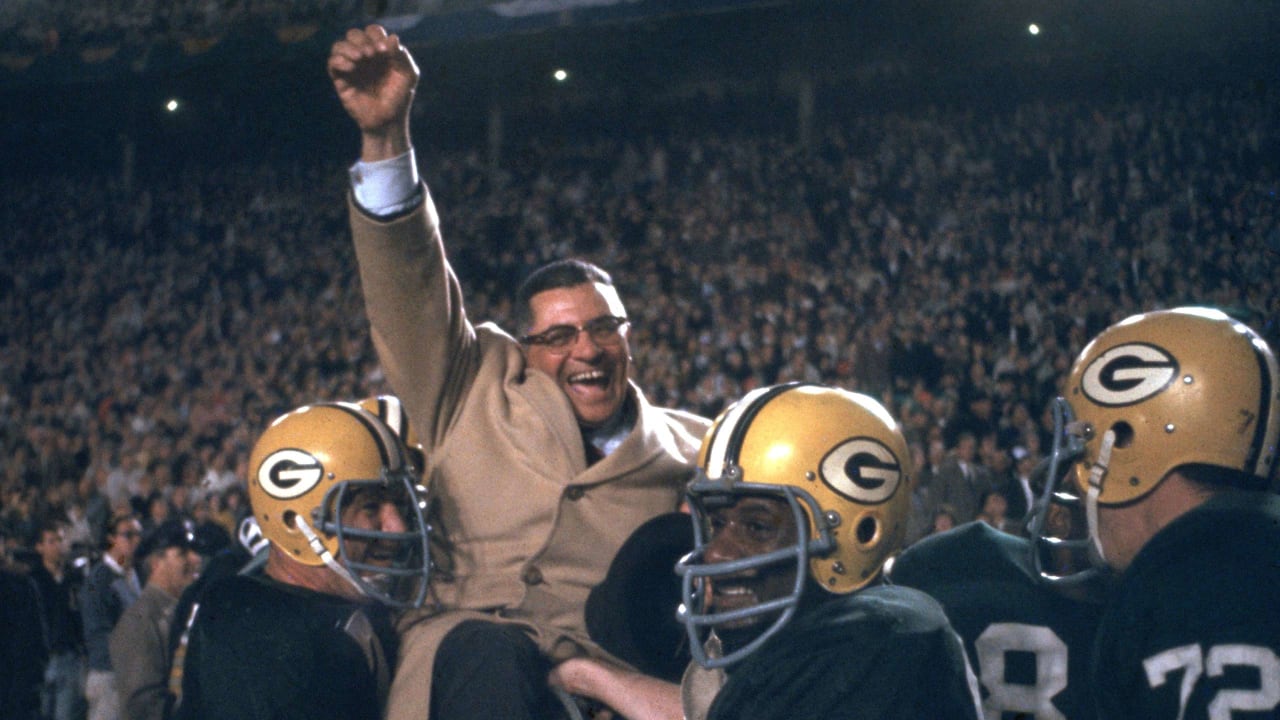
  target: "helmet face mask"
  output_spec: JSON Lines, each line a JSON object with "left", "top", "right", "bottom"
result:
{"left": 318, "top": 471, "right": 430, "bottom": 604}
{"left": 676, "top": 383, "right": 912, "bottom": 668}
{"left": 679, "top": 474, "right": 828, "bottom": 667}
{"left": 1027, "top": 397, "right": 1108, "bottom": 589}
{"left": 249, "top": 402, "right": 432, "bottom": 608}
{"left": 1034, "top": 307, "right": 1280, "bottom": 572}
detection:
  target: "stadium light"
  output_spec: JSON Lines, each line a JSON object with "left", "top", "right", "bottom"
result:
{"left": 552, "top": 68, "right": 569, "bottom": 83}
{"left": 165, "top": 98, "right": 180, "bottom": 112}
{"left": 1028, "top": 23, "right": 1041, "bottom": 35}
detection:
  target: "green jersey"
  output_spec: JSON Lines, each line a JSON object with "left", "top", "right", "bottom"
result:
{"left": 708, "top": 584, "right": 982, "bottom": 720}
{"left": 890, "top": 522, "right": 1105, "bottom": 720}
{"left": 1093, "top": 491, "right": 1280, "bottom": 720}
{"left": 175, "top": 574, "right": 393, "bottom": 720}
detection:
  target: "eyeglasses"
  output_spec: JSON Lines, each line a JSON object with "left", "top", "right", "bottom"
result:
{"left": 117, "top": 530, "right": 141, "bottom": 539}
{"left": 520, "top": 316, "right": 630, "bottom": 353}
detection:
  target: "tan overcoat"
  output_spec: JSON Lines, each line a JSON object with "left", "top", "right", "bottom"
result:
{"left": 348, "top": 189, "right": 709, "bottom": 720}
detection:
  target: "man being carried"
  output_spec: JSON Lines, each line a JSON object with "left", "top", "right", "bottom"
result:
{"left": 327, "top": 25, "right": 709, "bottom": 720}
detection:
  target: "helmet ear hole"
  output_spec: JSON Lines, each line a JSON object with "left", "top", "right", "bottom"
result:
{"left": 855, "top": 516, "right": 878, "bottom": 545}
{"left": 1111, "top": 421, "right": 1135, "bottom": 449}
{"left": 281, "top": 510, "right": 298, "bottom": 531}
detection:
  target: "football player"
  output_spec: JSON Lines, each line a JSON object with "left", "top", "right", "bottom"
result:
{"left": 1042, "top": 307, "right": 1280, "bottom": 719}
{"left": 549, "top": 384, "right": 982, "bottom": 720}
{"left": 174, "top": 402, "right": 432, "bottom": 720}
{"left": 889, "top": 469, "right": 1108, "bottom": 720}
{"left": 675, "top": 383, "right": 980, "bottom": 720}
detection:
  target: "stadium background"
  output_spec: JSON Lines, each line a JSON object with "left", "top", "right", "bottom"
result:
{"left": 4, "top": 0, "right": 1277, "bottom": 167}
{"left": 1, "top": 0, "right": 1279, "bottom": 555}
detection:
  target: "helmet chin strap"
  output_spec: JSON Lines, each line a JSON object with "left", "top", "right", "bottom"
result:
{"left": 1084, "top": 429, "right": 1116, "bottom": 567}
{"left": 295, "top": 515, "right": 367, "bottom": 599}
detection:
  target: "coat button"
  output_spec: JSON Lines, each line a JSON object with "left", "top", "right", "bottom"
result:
{"left": 522, "top": 566, "right": 544, "bottom": 585}
{"left": 565, "top": 486, "right": 585, "bottom": 501}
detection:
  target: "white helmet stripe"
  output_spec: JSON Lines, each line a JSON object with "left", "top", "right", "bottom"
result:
{"left": 375, "top": 397, "right": 408, "bottom": 440}
{"left": 703, "top": 384, "right": 802, "bottom": 479}
{"left": 702, "top": 388, "right": 764, "bottom": 479}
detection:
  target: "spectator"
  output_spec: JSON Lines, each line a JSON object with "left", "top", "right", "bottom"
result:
{"left": 1, "top": 542, "right": 47, "bottom": 720}
{"left": 29, "top": 520, "right": 87, "bottom": 720}
{"left": 925, "top": 432, "right": 993, "bottom": 526}
{"left": 108, "top": 519, "right": 201, "bottom": 720}
{"left": 81, "top": 512, "right": 143, "bottom": 720}
{"left": 974, "top": 489, "right": 1010, "bottom": 533}
{"left": 138, "top": 491, "right": 172, "bottom": 537}
{"left": 930, "top": 504, "right": 960, "bottom": 535}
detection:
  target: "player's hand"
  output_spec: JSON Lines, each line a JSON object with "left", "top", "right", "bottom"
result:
{"left": 328, "top": 25, "right": 419, "bottom": 148}
{"left": 549, "top": 657, "right": 606, "bottom": 697}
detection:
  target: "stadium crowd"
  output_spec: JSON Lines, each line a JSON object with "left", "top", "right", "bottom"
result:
{"left": 0, "top": 0, "right": 362, "bottom": 54}
{"left": 1, "top": 64, "right": 1277, "bottom": 717}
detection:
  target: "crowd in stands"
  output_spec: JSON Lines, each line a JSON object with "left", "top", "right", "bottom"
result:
{"left": 1, "top": 63, "right": 1276, "bottom": 587}
{"left": 4, "top": 74, "right": 1276, "bottom": 562}
{"left": 0, "top": 0, "right": 363, "bottom": 55}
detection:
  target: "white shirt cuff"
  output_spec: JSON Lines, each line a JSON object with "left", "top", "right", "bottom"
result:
{"left": 349, "top": 149, "right": 422, "bottom": 217}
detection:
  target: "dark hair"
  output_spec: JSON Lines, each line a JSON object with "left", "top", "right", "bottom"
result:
{"left": 513, "top": 259, "right": 614, "bottom": 334}
{"left": 35, "top": 519, "right": 62, "bottom": 542}
{"left": 101, "top": 512, "right": 137, "bottom": 550}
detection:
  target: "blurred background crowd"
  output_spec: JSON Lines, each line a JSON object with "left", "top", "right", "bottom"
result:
{"left": 4, "top": 75, "right": 1276, "bottom": 558}
{"left": 0, "top": 0, "right": 1277, "bottom": 715}
{"left": 0, "top": 0, "right": 362, "bottom": 54}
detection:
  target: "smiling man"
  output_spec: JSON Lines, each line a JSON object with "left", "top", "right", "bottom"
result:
{"left": 516, "top": 262, "right": 633, "bottom": 433}
{"left": 327, "top": 25, "right": 710, "bottom": 720}
{"left": 677, "top": 384, "right": 981, "bottom": 720}
{"left": 548, "top": 384, "right": 982, "bottom": 720}
{"left": 173, "top": 402, "right": 431, "bottom": 720}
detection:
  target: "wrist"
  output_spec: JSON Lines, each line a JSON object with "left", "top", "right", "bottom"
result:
{"left": 360, "top": 124, "right": 411, "bottom": 163}
{"left": 350, "top": 150, "right": 420, "bottom": 216}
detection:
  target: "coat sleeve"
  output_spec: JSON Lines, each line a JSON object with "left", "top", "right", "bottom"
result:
{"left": 347, "top": 188, "right": 485, "bottom": 448}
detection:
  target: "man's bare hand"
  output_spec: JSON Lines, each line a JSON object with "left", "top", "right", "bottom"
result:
{"left": 327, "top": 24, "right": 420, "bottom": 161}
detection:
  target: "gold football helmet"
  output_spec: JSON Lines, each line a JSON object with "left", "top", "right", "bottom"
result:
{"left": 676, "top": 383, "right": 912, "bottom": 667}
{"left": 1035, "top": 307, "right": 1280, "bottom": 573}
{"left": 248, "top": 402, "right": 431, "bottom": 607}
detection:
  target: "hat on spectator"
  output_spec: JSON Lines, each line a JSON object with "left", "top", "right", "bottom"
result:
{"left": 192, "top": 522, "right": 232, "bottom": 556}
{"left": 137, "top": 519, "right": 195, "bottom": 561}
